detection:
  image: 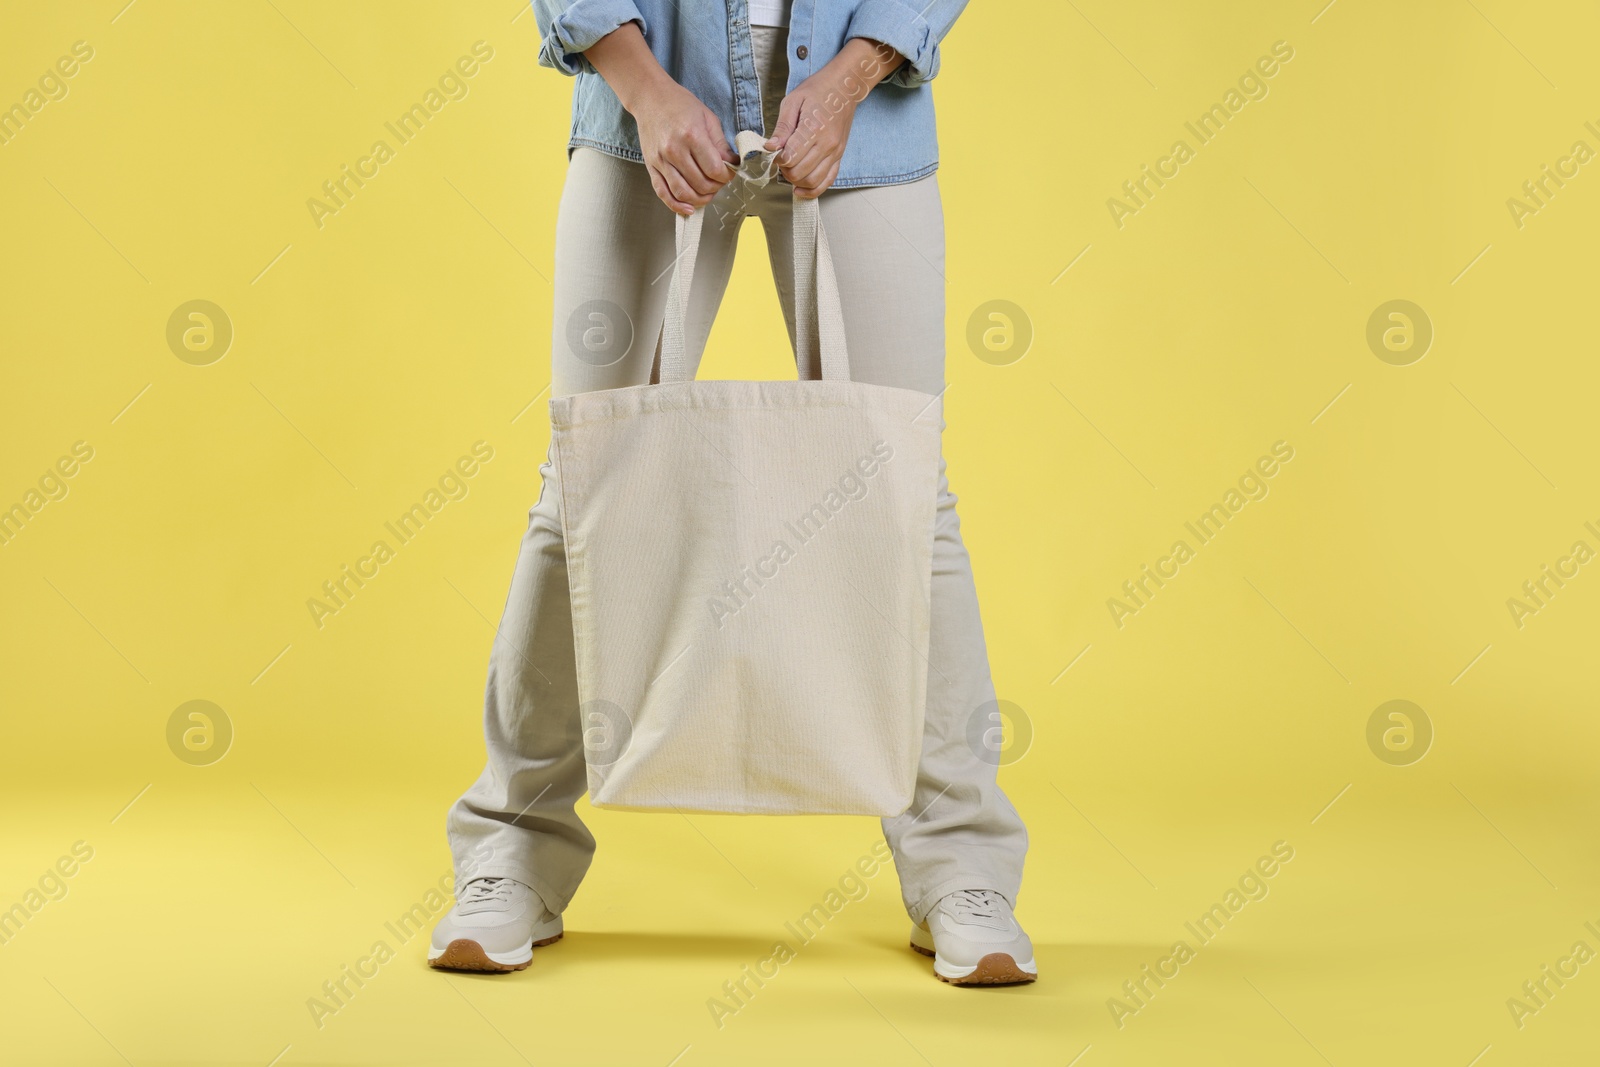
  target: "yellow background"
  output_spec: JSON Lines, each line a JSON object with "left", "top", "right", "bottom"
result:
{"left": 3, "top": 1, "right": 1598, "bottom": 1063}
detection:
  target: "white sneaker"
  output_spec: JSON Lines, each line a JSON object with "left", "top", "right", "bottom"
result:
{"left": 910, "top": 889, "right": 1037, "bottom": 985}
{"left": 428, "top": 877, "right": 563, "bottom": 973}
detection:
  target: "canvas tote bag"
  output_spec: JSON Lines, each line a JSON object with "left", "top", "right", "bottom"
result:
{"left": 550, "top": 142, "right": 941, "bottom": 815}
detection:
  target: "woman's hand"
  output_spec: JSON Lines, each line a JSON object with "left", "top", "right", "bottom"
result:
{"left": 767, "top": 38, "right": 903, "bottom": 199}
{"left": 586, "top": 22, "right": 738, "bottom": 215}
{"left": 632, "top": 83, "right": 739, "bottom": 215}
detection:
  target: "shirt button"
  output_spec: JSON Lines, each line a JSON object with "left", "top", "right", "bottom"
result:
{"left": 795, "top": 45, "right": 808, "bottom": 59}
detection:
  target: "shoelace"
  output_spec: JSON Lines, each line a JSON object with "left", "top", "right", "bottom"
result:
{"left": 944, "top": 889, "right": 1013, "bottom": 931}
{"left": 458, "top": 876, "right": 515, "bottom": 913}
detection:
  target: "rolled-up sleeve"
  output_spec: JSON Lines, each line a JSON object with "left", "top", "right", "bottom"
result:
{"left": 845, "top": 0, "right": 968, "bottom": 88}
{"left": 532, "top": 0, "right": 647, "bottom": 76}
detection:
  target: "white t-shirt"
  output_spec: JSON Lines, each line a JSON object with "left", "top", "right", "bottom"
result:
{"left": 748, "top": 0, "right": 792, "bottom": 28}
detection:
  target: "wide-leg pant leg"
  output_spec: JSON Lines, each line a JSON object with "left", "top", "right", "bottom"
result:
{"left": 757, "top": 176, "right": 1030, "bottom": 925}
{"left": 444, "top": 146, "right": 745, "bottom": 914}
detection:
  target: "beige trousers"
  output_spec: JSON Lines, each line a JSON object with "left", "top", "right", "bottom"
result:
{"left": 446, "top": 27, "right": 1027, "bottom": 924}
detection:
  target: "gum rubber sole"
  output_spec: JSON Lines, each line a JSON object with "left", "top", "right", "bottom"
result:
{"left": 428, "top": 932, "right": 563, "bottom": 973}
{"left": 910, "top": 940, "right": 1037, "bottom": 986}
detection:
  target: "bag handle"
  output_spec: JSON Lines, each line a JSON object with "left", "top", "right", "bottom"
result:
{"left": 658, "top": 131, "right": 851, "bottom": 384}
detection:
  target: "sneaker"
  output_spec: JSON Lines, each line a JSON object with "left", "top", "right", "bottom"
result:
{"left": 910, "top": 889, "right": 1037, "bottom": 985}
{"left": 428, "top": 877, "right": 563, "bottom": 973}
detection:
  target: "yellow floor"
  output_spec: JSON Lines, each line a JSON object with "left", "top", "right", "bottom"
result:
{"left": 4, "top": 776, "right": 1596, "bottom": 1064}
{"left": 5, "top": 0, "right": 1599, "bottom": 1063}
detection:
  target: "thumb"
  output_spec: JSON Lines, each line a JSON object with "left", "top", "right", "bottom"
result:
{"left": 765, "top": 92, "right": 802, "bottom": 150}
{"left": 706, "top": 110, "right": 738, "bottom": 165}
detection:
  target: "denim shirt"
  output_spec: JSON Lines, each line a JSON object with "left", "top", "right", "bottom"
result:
{"left": 530, "top": 0, "right": 968, "bottom": 188}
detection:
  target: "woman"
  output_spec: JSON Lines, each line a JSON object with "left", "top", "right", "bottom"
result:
{"left": 431, "top": 0, "right": 1034, "bottom": 986}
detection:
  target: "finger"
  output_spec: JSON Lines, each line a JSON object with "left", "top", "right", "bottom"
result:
{"left": 648, "top": 164, "right": 696, "bottom": 216}
{"left": 778, "top": 107, "right": 833, "bottom": 166}
{"left": 793, "top": 160, "right": 840, "bottom": 200}
{"left": 785, "top": 153, "right": 834, "bottom": 196}
{"left": 688, "top": 130, "right": 735, "bottom": 191}
{"left": 798, "top": 162, "right": 841, "bottom": 199}
{"left": 661, "top": 157, "right": 714, "bottom": 206}
{"left": 780, "top": 140, "right": 831, "bottom": 186}
{"left": 776, "top": 131, "right": 809, "bottom": 169}
{"left": 665, "top": 145, "right": 722, "bottom": 198}
{"left": 779, "top": 127, "right": 832, "bottom": 175}
{"left": 765, "top": 92, "right": 804, "bottom": 151}
{"left": 705, "top": 112, "right": 739, "bottom": 166}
